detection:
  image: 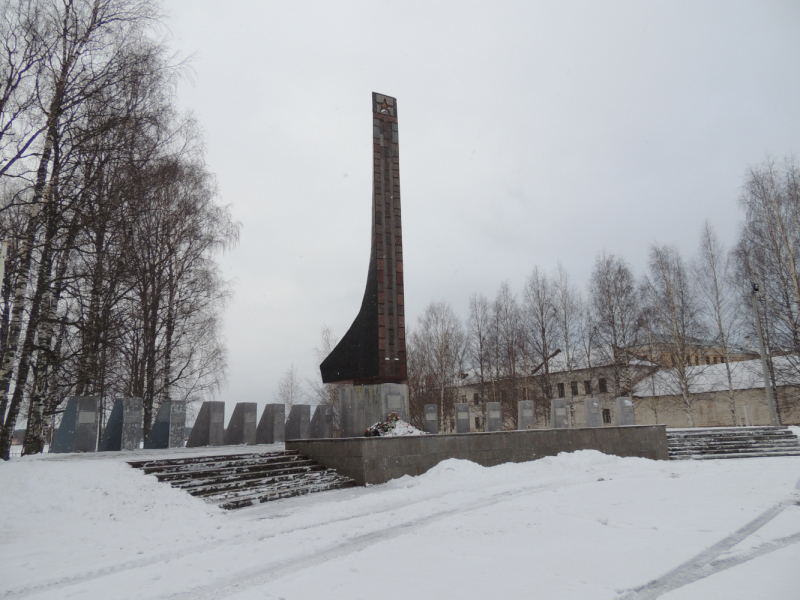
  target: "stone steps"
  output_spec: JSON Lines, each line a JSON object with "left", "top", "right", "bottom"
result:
{"left": 129, "top": 450, "right": 355, "bottom": 509}
{"left": 667, "top": 426, "right": 800, "bottom": 460}
{"left": 152, "top": 457, "right": 317, "bottom": 483}
{"left": 130, "top": 450, "right": 302, "bottom": 473}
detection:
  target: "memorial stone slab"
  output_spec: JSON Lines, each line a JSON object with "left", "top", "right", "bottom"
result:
{"left": 485, "top": 401, "right": 503, "bottom": 432}
{"left": 256, "top": 404, "right": 285, "bottom": 444}
{"left": 423, "top": 404, "right": 439, "bottom": 434}
{"left": 550, "top": 398, "right": 569, "bottom": 429}
{"left": 99, "top": 397, "right": 142, "bottom": 451}
{"left": 614, "top": 397, "right": 636, "bottom": 426}
{"left": 186, "top": 401, "right": 225, "bottom": 447}
{"left": 145, "top": 400, "right": 187, "bottom": 449}
{"left": 224, "top": 402, "right": 258, "bottom": 445}
{"left": 285, "top": 404, "right": 311, "bottom": 440}
{"left": 339, "top": 383, "right": 409, "bottom": 437}
{"left": 517, "top": 400, "right": 535, "bottom": 430}
{"left": 455, "top": 402, "right": 470, "bottom": 433}
{"left": 584, "top": 398, "right": 602, "bottom": 428}
{"left": 310, "top": 404, "right": 334, "bottom": 439}
{"left": 51, "top": 396, "right": 100, "bottom": 453}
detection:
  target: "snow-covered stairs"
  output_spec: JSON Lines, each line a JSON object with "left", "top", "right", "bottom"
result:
{"left": 129, "top": 449, "right": 356, "bottom": 509}
{"left": 667, "top": 426, "right": 800, "bottom": 460}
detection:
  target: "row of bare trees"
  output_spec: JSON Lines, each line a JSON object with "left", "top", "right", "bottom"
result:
{"left": 0, "top": 0, "right": 238, "bottom": 458}
{"left": 407, "top": 158, "right": 800, "bottom": 429}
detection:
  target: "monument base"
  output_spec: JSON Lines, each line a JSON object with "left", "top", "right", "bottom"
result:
{"left": 287, "top": 425, "right": 670, "bottom": 486}
{"left": 339, "top": 383, "right": 409, "bottom": 438}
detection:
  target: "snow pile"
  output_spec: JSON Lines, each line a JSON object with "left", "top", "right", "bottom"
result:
{"left": 364, "top": 411, "right": 425, "bottom": 436}
{"left": 2, "top": 447, "right": 799, "bottom": 599}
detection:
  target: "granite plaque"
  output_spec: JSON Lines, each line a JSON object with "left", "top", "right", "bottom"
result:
{"left": 310, "top": 404, "right": 334, "bottom": 439}
{"left": 145, "top": 400, "right": 186, "bottom": 449}
{"left": 186, "top": 401, "right": 225, "bottom": 447}
{"left": 99, "top": 397, "right": 142, "bottom": 451}
{"left": 485, "top": 401, "right": 502, "bottom": 432}
{"left": 551, "top": 398, "right": 569, "bottom": 429}
{"left": 285, "top": 404, "right": 311, "bottom": 440}
{"left": 584, "top": 398, "right": 602, "bottom": 428}
{"left": 423, "top": 404, "right": 438, "bottom": 434}
{"left": 224, "top": 402, "right": 258, "bottom": 445}
{"left": 51, "top": 396, "right": 100, "bottom": 453}
{"left": 517, "top": 400, "right": 535, "bottom": 430}
{"left": 614, "top": 397, "right": 635, "bottom": 426}
{"left": 455, "top": 402, "right": 470, "bottom": 433}
{"left": 256, "top": 404, "right": 285, "bottom": 444}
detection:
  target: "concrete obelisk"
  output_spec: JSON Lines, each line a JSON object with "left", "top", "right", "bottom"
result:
{"left": 320, "top": 93, "right": 408, "bottom": 436}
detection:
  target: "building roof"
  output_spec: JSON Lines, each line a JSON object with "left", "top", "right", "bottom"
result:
{"left": 541, "top": 347, "right": 658, "bottom": 374}
{"left": 633, "top": 356, "right": 800, "bottom": 397}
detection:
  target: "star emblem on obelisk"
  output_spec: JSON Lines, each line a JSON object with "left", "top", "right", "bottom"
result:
{"left": 379, "top": 100, "right": 391, "bottom": 115}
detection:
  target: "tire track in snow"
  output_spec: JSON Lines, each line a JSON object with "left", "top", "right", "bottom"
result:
{"left": 620, "top": 498, "right": 800, "bottom": 600}
{"left": 154, "top": 479, "right": 576, "bottom": 600}
{"left": 3, "top": 474, "right": 592, "bottom": 599}
{"left": 2, "top": 485, "right": 433, "bottom": 598}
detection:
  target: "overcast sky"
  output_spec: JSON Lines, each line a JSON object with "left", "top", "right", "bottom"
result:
{"left": 162, "top": 0, "right": 800, "bottom": 415}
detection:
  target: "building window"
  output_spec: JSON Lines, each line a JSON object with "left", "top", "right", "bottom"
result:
{"left": 602, "top": 409, "right": 611, "bottom": 424}
{"left": 571, "top": 381, "right": 579, "bottom": 396}
{"left": 694, "top": 356, "right": 699, "bottom": 365}
{"left": 461, "top": 395, "right": 467, "bottom": 403}
{"left": 598, "top": 378, "right": 607, "bottom": 393}
{"left": 558, "top": 383, "right": 565, "bottom": 398}
{"left": 475, "top": 417, "right": 481, "bottom": 429}
{"left": 473, "top": 393, "right": 480, "bottom": 403}
{"left": 584, "top": 380, "right": 592, "bottom": 395}
{"left": 686, "top": 355, "right": 690, "bottom": 366}
{"left": 705, "top": 356, "right": 711, "bottom": 365}
{"left": 721, "top": 356, "right": 726, "bottom": 363}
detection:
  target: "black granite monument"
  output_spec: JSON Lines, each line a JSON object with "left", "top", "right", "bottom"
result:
{"left": 321, "top": 94, "right": 410, "bottom": 437}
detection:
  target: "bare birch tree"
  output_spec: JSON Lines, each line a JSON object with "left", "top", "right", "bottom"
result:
{"left": 692, "top": 222, "right": 745, "bottom": 425}
{"left": 414, "top": 300, "right": 465, "bottom": 432}
{"left": 493, "top": 281, "right": 523, "bottom": 425}
{"left": 274, "top": 364, "right": 305, "bottom": 409}
{"left": 736, "top": 157, "right": 800, "bottom": 420}
{"left": 0, "top": 0, "right": 236, "bottom": 458}
{"left": 466, "top": 292, "right": 491, "bottom": 407}
{"left": 308, "top": 325, "right": 342, "bottom": 432}
{"left": 553, "top": 263, "right": 584, "bottom": 424}
{"left": 523, "top": 268, "right": 559, "bottom": 421}
{"left": 641, "top": 244, "right": 705, "bottom": 426}
{"left": 0, "top": 0, "right": 163, "bottom": 458}
{"left": 589, "top": 252, "right": 640, "bottom": 396}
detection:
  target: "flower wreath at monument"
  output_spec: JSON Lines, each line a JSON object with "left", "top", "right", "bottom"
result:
{"left": 364, "top": 412, "right": 424, "bottom": 437}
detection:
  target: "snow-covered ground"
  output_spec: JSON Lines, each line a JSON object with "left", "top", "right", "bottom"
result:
{"left": 1, "top": 443, "right": 799, "bottom": 600}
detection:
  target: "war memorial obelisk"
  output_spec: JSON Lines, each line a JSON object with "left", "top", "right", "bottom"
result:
{"left": 320, "top": 93, "right": 408, "bottom": 437}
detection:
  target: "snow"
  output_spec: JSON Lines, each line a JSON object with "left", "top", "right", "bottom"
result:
{"left": 1, "top": 448, "right": 799, "bottom": 599}
{"left": 382, "top": 420, "right": 424, "bottom": 436}
{"left": 634, "top": 355, "right": 800, "bottom": 397}
{"left": 378, "top": 418, "right": 424, "bottom": 436}
{"left": 365, "top": 414, "right": 425, "bottom": 436}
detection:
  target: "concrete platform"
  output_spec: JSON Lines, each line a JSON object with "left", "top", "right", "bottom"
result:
{"left": 287, "top": 425, "right": 669, "bottom": 485}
